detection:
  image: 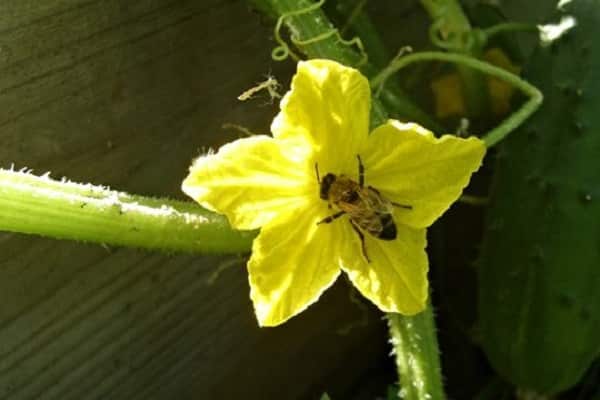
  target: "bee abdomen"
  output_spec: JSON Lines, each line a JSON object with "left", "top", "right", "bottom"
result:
{"left": 377, "top": 214, "right": 397, "bottom": 240}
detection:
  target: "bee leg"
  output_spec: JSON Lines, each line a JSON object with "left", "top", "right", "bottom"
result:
{"left": 350, "top": 220, "right": 370, "bottom": 263}
{"left": 356, "top": 154, "right": 364, "bottom": 187}
{"left": 391, "top": 201, "right": 413, "bottom": 210}
{"left": 316, "top": 210, "right": 345, "bottom": 225}
{"left": 314, "top": 162, "right": 321, "bottom": 183}
{"left": 369, "top": 185, "right": 412, "bottom": 209}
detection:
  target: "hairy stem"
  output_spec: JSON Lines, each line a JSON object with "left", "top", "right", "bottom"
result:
{"left": 372, "top": 51, "right": 543, "bottom": 147}
{"left": 388, "top": 306, "right": 445, "bottom": 400}
{"left": 0, "top": 169, "right": 254, "bottom": 253}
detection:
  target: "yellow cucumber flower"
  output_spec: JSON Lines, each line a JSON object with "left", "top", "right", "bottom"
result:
{"left": 182, "top": 60, "right": 485, "bottom": 327}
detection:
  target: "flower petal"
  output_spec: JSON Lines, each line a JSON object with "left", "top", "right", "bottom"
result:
{"left": 361, "top": 121, "right": 486, "bottom": 228}
{"left": 182, "top": 135, "right": 313, "bottom": 230}
{"left": 272, "top": 59, "right": 370, "bottom": 175}
{"left": 248, "top": 204, "right": 361, "bottom": 326}
{"left": 342, "top": 224, "right": 428, "bottom": 315}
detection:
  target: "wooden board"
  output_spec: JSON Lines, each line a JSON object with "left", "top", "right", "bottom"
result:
{"left": 0, "top": 1, "right": 389, "bottom": 398}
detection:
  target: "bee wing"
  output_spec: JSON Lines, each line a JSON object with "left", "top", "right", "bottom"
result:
{"left": 337, "top": 201, "right": 362, "bottom": 215}
{"left": 361, "top": 187, "right": 393, "bottom": 214}
{"left": 339, "top": 200, "right": 384, "bottom": 236}
{"left": 359, "top": 214, "right": 384, "bottom": 236}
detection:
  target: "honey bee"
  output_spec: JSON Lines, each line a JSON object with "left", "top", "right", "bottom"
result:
{"left": 315, "top": 155, "right": 412, "bottom": 262}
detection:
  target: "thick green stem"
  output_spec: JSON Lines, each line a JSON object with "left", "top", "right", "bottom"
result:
{"left": 372, "top": 51, "right": 543, "bottom": 147}
{"left": 388, "top": 305, "right": 444, "bottom": 400}
{"left": 0, "top": 169, "right": 254, "bottom": 253}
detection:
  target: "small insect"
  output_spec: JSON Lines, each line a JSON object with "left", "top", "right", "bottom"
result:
{"left": 315, "top": 155, "right": 412, "bottom": 262}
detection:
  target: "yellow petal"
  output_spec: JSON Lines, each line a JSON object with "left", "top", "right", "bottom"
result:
{"left": 249, "top": 203, "right": 361, "bottom": 326}
{"left": 361, "top": 120, "right": 486, "bottom": 228}
{"left": 342, "top": 224, "right": 428, "bottom": 315}
{"left": 271, "top": 59, "right": 370, "bottom": 175}
{"left": 182, "top": 135, "right": 313, "bottom": 230}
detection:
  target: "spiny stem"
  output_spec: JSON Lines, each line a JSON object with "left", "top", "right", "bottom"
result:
{"left": 387, "top": 305, "right": 445, "bottom": 400}
{"left": 372, "top": 51, "right": 543, "bottom": 147}
{"left": 0, "top": 168, "right": 254, "bottom": 253}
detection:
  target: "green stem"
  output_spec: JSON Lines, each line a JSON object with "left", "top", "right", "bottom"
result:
{"left": 372, "top": 51, "right": 543, "bottom": 147}
{"left": 388, "top": 305, "right": 445, "bottom": 400}
{"left": 482, "top": 22, "right": 538, "bottom": 41}
{"left": 0, "top": 168, "right": 254, "bottom": 253}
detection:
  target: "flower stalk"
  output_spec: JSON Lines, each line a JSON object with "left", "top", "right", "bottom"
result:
{"left": 0, "top": 168, "right": 254, "bottom": 253}
{"left": 388, "top": 305, "right": 444, "bottom": 400}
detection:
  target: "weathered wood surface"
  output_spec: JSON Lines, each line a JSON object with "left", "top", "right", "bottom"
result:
{"left": 0, "top": 1, "right": 388, "bottom": 399}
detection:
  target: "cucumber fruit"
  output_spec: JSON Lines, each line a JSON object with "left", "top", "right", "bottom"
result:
{"left": 478, "top": 0, "right": 600, "bottom": 394}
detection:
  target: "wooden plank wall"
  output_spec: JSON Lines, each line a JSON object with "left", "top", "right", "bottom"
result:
{"left": 0, "top": 1, "right": 389, "bottom": 398}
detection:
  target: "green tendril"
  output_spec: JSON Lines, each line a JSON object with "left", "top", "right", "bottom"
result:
{"left": 482, "top": 22, "right": 538, "bottom": 42}
{"left": 428, "top": 19, "right": 454, "bottom": 50}
{"left": 429, "top": 19, "right": 476, "bottom": 52}
{"left": 271, "top": 0, "right": 368, "bottom": 67}
{"left": 429, "top": 18, "right": 537, "bottom": 53}
{"left": 291, "top": 27, "right": 337, "bottom": 45}
{"left": 272, "top": 0, "right": 326, "bottom": 61}
{"left": 372, "top": 51, "right": 543, "bottom": 147}
{"left": 273, "top": 14, "right": 301, "bottom": 61}
{"left": 337, "top": 35, "right": 368, "bottom": 67}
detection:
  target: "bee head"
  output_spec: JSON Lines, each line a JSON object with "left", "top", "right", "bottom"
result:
{"left": 319, "top": 173, "right": 336, "bottom": 200}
